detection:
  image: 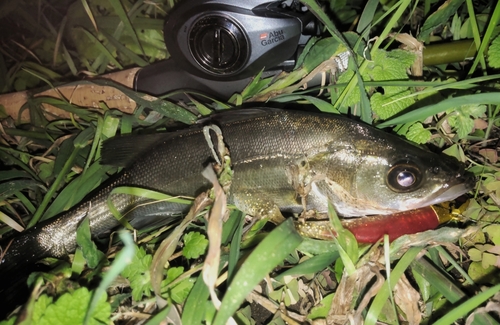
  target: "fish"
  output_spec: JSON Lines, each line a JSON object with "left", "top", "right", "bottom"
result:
{"left": 0, "top": 108, "right": 474, "bottom": 311}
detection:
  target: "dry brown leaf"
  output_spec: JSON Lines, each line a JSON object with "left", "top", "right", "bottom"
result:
{"left": 201, "top": 165, "right": 227, "bottom": 310}
{"left": 149, "top": 193, "right": 212, "bottom": 296}
{"left": 479, "top": 148, "right": 498, "bottom": 164}
{"left": 394, "top": 274, "right": 422, "bottom": 325}
{"left": 326, "top": 260, "right": 384, "bottom": 325}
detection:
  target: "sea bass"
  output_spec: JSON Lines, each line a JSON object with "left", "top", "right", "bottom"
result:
{"left": 0, "top": 108, "right": 474, "bottom": 276}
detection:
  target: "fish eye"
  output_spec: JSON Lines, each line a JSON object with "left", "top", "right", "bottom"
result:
{"left": 397, "top": 171, "right": 415, "bottom": 187}
{"left": 386, "top": 162, "right": 422, "bottom": 192}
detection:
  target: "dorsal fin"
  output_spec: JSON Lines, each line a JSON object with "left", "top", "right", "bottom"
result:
{"left": 197, "top": 108, "right": 278, "bottom": 125}
{"left": 100, "top": 133, "right": 171, "bottom": 167}
{"left": 101, "top": 108, "right": 283, "bottom": 167}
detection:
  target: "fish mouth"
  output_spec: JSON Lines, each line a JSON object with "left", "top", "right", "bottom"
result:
{"left": 405, "top": 171, "right": 476, "bottom": 210}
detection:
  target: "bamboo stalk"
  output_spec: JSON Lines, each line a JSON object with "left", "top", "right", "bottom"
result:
{"left": 423, "top": 39, "right": 477, "bottom": 66}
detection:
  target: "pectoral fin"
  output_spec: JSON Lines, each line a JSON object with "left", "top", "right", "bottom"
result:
{"left": 231, "top": 190, "right": 286, "bottom": 224}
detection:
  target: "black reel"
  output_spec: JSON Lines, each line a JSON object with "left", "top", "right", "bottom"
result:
{"left": 134, "top": 0, "right": 321, "bottom": 99}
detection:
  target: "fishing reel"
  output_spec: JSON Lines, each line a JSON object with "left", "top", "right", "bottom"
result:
{"left": 134, "top": 0, "right": 321, "bottom": 99}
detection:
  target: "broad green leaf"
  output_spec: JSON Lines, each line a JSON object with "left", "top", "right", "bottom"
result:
{"left": 76, "top": 218, "right": 104, "bottom": 269}
{"left": 32, "top": 294, "right": 53, "bottom": 323}
{"left": 488, "top": 35, "right": 500, "bottom": 68}
{"left": 163, "top": 266, "right": 184, "bottom": 286}
{"left": 308, "top": 293, "right": 334, "bottom": 320}
{"left": 72, "top": 248, "right": 86, "bottom": 276}
{"left": 405, "top": 122, "right": 432, "bottom": 144}
{"left": 162, "top": 266, "right": 195, "bottom": 304}
{"left": 170, "top": 277, "right": 196, "bottom": 304}
{"left": 183, "top": 231, "right": 208, "bottom": 259}
{"left": 485, "top": 225, "right": 500, "bottom": 245}
{"left": 35, "top": 287, "right": 110, "bottom": 325}
{"left": 446, "top": 104, "right": 486, "bottom": 138}
{"left": 336, "top": 48, "right": 415, "bottom": 119}
{"left": 122, "top": 247, "right": 153, "bottom": 301}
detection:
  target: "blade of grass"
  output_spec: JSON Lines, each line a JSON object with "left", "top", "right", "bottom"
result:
{"left": 143, "top": 304, "right": 172, "bottom": 325}
{"left": 410, "top": 257, "right": 466, "bottom": 303}
{"left": 435, "top": 246, "right": 475, "bottom": 286}
{"left": 0, "top": 149, "right": 39, "bottom": 179}
{"left": 272, "top": 95, "right": 340, "bottom": 113}
{"left": 107, "top": 0, "right": 144, "bottom": 56}
{"left": 356, "top": 0, "right": 379, "bottom": 39}
{"left": 212, "top": 218, "right": 303, "bottom": 325}
{"left": 464, "top": 0, "right": 484, "bottom": 71}
{"left": 0, "top": 179, "right": 43, "bottom": 202}
{"left": 22, "top": 62, "right": 62, "bottom": 82}
{"left": 182, "top": 273, "right": 210, "bottom": 324}
{"left": 80, "top": 0, "right": 98, "bottom": 32}
{"left": 469, "top": 313, "right": 500, "bottom": 325}
{"left": 95, "top": 16, "right": 163, "bottom": 30}
{"left": 107, "top": 186, "right": 193, "bottom": 230}
{"left": 433, "top": 284, "right": 500, "bottom": 325}
{"left": 15, "top": 191, "right": 36, "bottom": 214}
{"left": 26, "top": 97, "right": 96, "bottom": 121}
{"left": 275, "top": 252, "right": 339, "bottom": 281}
{"left": 0, "top": 170, "right": 34, "bottom": 182}
{"left": 383, "top": 235, "right": 399, "bottom": 325}
{"left": 382, "top": 74, "right": 500, "bottom": 105}
{"left": 0, "top": 210, "right": 24, "bottom": 232}
{"left": 108, "top": 187, "right": 193, "bottom": 205}
{"left": 78, "top": 27, "right": 123, "bottom": 70}
{"left": 377, "top": 92, "right": 500, "bottom": 127}
{"left": 467, "top": 0, "right": 500, "bottom": 75}
{"left": 364, "top": 246, "right": 423, "bottom": 325}
{"left": 85, "top": 79, "right": 198, "bottom": 124}
{"left": 0, "top": 52, "right": 6, "bottom": 92}
{"left": 28, "top": 146, "right": 80, "bottom": 227}
{"left": 101, "top": 30, "right": 148, "bottom": 67}
{"left": 42, "top": 162, "right": 112, "bottom": 219}
{"left": 53, "top": 15, "right": 67, "bottom": 68}
{"left": 227, "top": 210, "right": 244, "bottom": 284}
{"left": 302, "top": 0, "right": 372, "bottom": 122}
{"left": 84, "top": 231, "right": 136, "bottom": 325}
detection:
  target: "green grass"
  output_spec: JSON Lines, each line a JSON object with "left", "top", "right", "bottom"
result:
{"left": 1, "top": 0, "right": 500, "bottom": 324}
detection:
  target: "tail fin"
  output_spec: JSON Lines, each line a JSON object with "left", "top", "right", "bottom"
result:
{"left": 0, "top": 226, "right": 52, "bottom": 318}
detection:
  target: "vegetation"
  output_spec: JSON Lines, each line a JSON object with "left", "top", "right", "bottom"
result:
{"left": 0, "top": 0, "right": 500, "bottom": 324}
